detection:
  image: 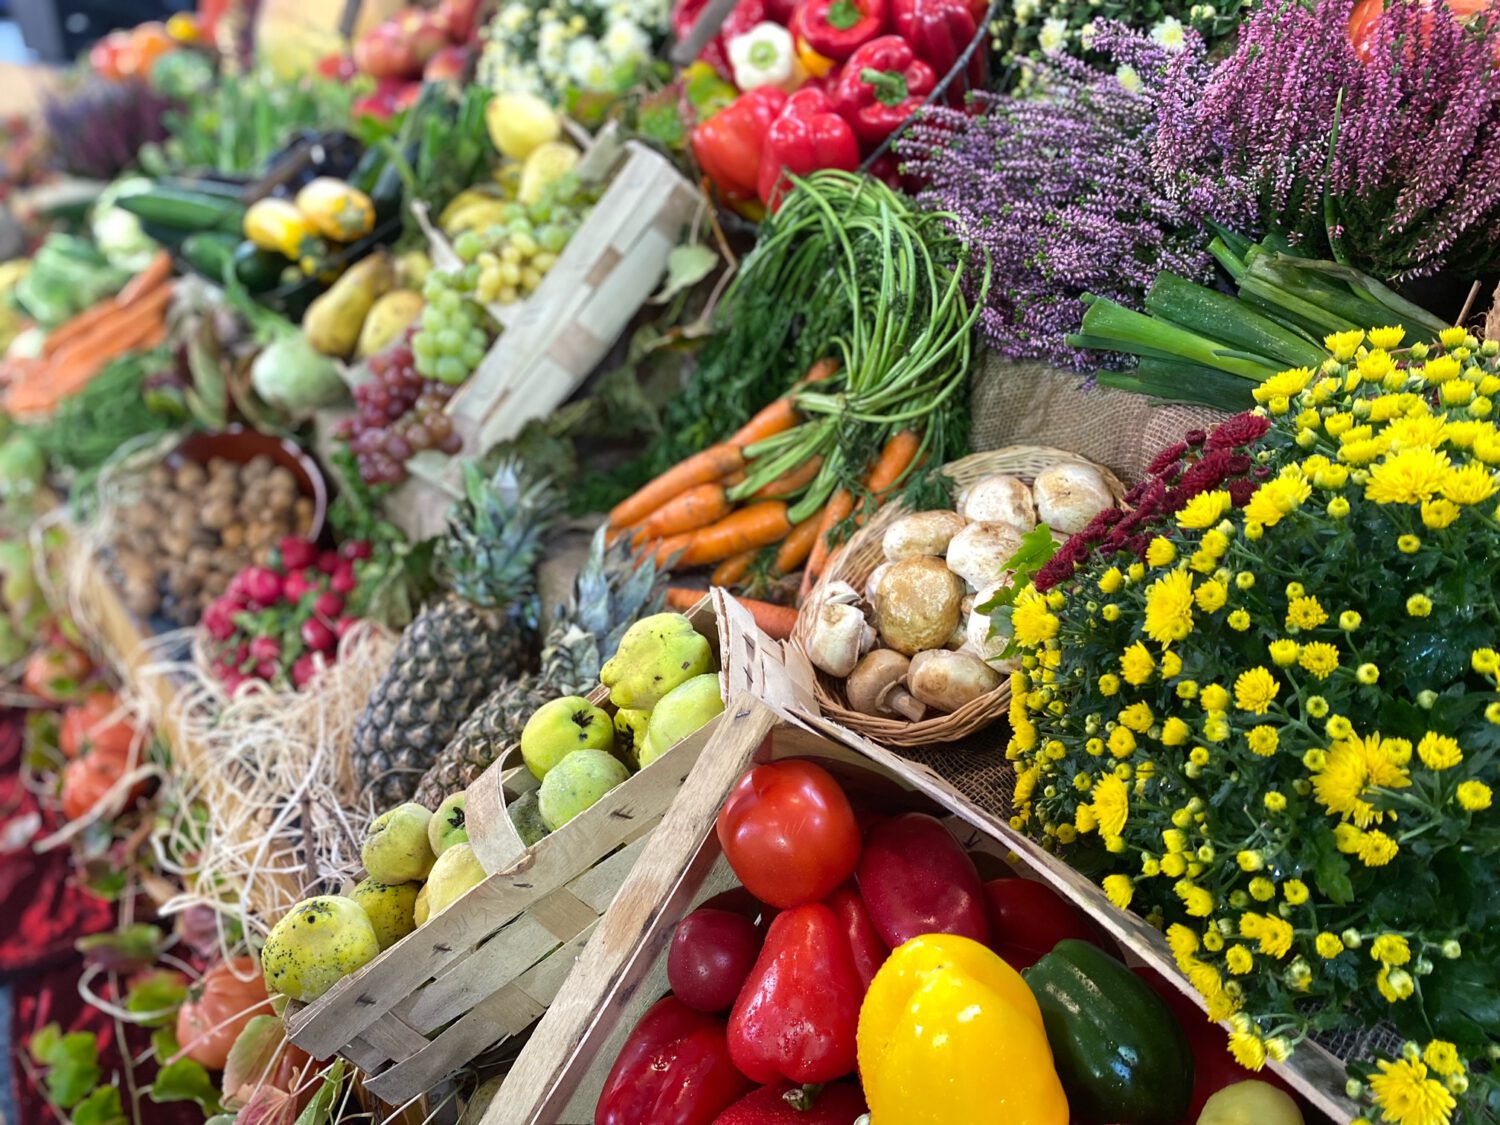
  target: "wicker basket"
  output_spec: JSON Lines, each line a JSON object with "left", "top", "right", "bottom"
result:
{"left": 790, "top": 446, "right": 1126, "bottom": 749}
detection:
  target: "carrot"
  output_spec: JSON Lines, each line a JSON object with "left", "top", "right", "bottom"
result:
{"left": 710, "top": 549, "right": 758, "bottom": 588}
{"left": 42, "top": 300, "right": 122, "bottom": 358}
{"left": 650, "top": 532, "right": 695, "bottom": 568}
{"left": 609, "top": 444, "right": 745, "bottom": 529}
{"left": 801, "top": 488, "right": 854, "bottom": 596}
{"left": 797, "top": 357, "right": 840, "bottom": 388}
{"left": 115, "top": 250, "right": 173, "bottom": 307}
{"left": 722, "top": 469, "right": 747, "bottom": 487}
{"left": 675, "top": 502, "right": 792, "bottom": 568}
{"left": 772, "top": 512, "right": 822, "bottom": 576}
{"left": 666, "top": 587, "right": 800, "bottom": 641}
{"left": 752, "top": 455, "right": 823, "bottom": 500}
{"left": 628, "top": 483, "right": 731, "bottom": 543}
{"left": 866, "top": 429, "right": 923, "bottom": 497}
{"left": 728, "top": 397, "right": 798, "bottom": 449}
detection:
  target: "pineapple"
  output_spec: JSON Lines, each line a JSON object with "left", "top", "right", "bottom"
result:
{"left": 412, "top": 528, "right": 666, "bottom": 809}
{"left": 350, "top": 463, "right": 556, "bottom": 807}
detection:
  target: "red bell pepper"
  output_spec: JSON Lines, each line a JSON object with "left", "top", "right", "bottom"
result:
{"left": 757, "top": 88, "right": 861, "bottom": 206}
{"left": 832, "top": 35, "right": 936, "bottom": 148}
{"left": 596, "top": 996, "right": 754, "bottom": 1125}
{"left": 673, "top": 0, "right": 771, "bottom": 81}
{"left": 855, "top": 813, "right": 991, "bottom": 948}
{"left": 712, "top": 1081, "right": 868, "bottom": 1123}
{"left": 795, "top": 0, "right": 888, "bottom": 59}
{"left": 891, "top": 0, "right": 987, "bottom": 99}
{"left": 694, "top": 87, "right": 790, "bottom": 203}
{"left": 983, "top": 877, "right": 1117, "bottom": 971}
{"left": 825, "top": 884, "right": 887, "bottom": 991}
{"left": 727, "top": 904, "right": 864, "bottom": 1085}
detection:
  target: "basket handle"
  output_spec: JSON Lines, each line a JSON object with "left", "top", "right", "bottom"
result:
{"left": 463, "top": 741, "right": 537, "bottom": 875}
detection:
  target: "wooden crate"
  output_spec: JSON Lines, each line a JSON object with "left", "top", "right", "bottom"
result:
{"left": 282, "top": 594, "right": 786, "bottom": 1104}
{"left": 486, "top": 689, "right": 1360, "bottom": 1125}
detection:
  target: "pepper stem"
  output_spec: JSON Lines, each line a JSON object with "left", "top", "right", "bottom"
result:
{"left": 826, "top": 0, "right": 863, "bottom": 29}
{"left": 861, "top": 67, "right": 909, "bottom": 107}
{"left": 782, "top": 1084, "right": 825, "bottom": 1111}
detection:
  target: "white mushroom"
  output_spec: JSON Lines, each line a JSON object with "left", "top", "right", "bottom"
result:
{"left": 873, "top": 556, "right": 967, "bottom": 656}
{"left": 882, "top": 511, "right": 967, "bottom": 562}
{"left": 946, "top": 521, "right": 1026, "bottom": 591}
{"left": 806, "top": 596, "right": 875, "bottom": 677}
{"left": 946, "top": 595, "right": 975, "bottom": 650}
{"left": 962, "top": 582, "right": 1017, "bottom": 669}
{"left": 846, "top": 650, "right": 926, "bottom": 721}
{"left": 908, "top": 650, "right": 1002, "bottom": 712}
{"left": 1033, "top": 463, "right": 1114, "bottom": 534}
{"left": 959, "top": 475, "right": 1036, "bottom": 529}
{"left": 865, "top": 561, "right": 894, "bottom": 606}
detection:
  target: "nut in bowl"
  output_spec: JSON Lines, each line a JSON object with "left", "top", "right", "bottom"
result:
{"left": 792, "top": 447, "right": 1125, "bottom": 748}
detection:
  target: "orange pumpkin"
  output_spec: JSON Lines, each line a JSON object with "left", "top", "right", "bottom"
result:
{"left": 60, "top": 692, "right": 139, "bottom": 762}
{"left": 22, "top": 644, "right": 92, "bottom": 703}
{"left": 176, "top": 958, "right": 274, "bottom": 1070}
{"left": 61, "top": 754, "right": 122, "bottom": 820}
{"left": 1350, "top": 0, "right": 1497, "bottom": 57}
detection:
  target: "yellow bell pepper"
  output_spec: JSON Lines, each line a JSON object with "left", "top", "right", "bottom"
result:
{"left": 293, "top": 178, "right": 376, "bottom": 244}
{"left": 794, "top": 35, "right": 835, "bottom": 79}
{"left": 243, "top": 198, "right": 312, "bottom": 260}
{"left": 857, "top": 934, "right": 1070, "bottom": 1125}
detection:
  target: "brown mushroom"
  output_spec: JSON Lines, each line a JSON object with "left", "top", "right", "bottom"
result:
{"left": 872, "top": 556, "right": 966, "bottom": 655}
{"left": 847, "top": 650, "right": 926, "bottom": 721}
{"left": 908, "top": 649, "right": 1002, "bottom": 712}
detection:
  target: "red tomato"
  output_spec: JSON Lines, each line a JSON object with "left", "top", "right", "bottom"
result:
{"left": 982, "top": 877, "right": 1117, "bottom": 970}
{"left": 177, "top": 958, "right": 274, "bottom": 1070}
{"left": 716, "top": 759, "right": 861, "bottom": 910}
{"left": 60, "top": 692, "right": 138, "bottom": 762}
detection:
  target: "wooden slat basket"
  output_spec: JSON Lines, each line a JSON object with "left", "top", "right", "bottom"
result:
{"left": 282, "top": 593, "right": 788, "bottom": 1104}
{"left": 489, "top": 683, "right": 1361, "bottom": 1124}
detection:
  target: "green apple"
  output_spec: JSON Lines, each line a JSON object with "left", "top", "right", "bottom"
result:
{"left": 641, "top": 673, "right": 723, "bottom": 767}
{"left": 520, "top": 695, "right": 614, "bottom": 780}
{"left": 261, "top": 896, "right": 380, "bottom": 1001}
{"left": 426, "top": 843, "right": 487, "bottom": 916}
{"left": 538, "top": 749, "right": 629, "bottom": 831}
{"left": 428, "top": 791, "right": 469, "bottom": 856}
{"left": 349, "top": 878, "right": 421, "bottom": 950}
{"left": 362, "top": 802, "right": 436, "bottom": 882}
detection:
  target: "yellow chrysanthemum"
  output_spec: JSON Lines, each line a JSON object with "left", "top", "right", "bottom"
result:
{"left": 1120, "top": 642, "right": 1155, "bottom": 686}
{"left": 1227, "top": 609, "right": 1251, "bottom": 631}
{"left": 1099, "top": 567, "right": 1124, "bottom": 594}
{"left": 1239, "top": 912, "right": 1295, "bottom": 958}
{"left": 1387, "top": 414, "right": 1451, "bottom": 450}
{"left": 1407, "top": 594, "right": 1434, "bottom": 618}
{"left": 1263, "top": 791, "right": 1287, "bottom": 812}
{"left": 1368, "top": 326, "right": 1405, "bottom": 350}
{"left": 1092, "top": 774, "right": 1129, "bottom": 837}
{"left": 1224, "top": 944, "right": 1254, "bottom": 975}
{"left": 1118, "top": 701, "right": 1154, "bottom": 732}
{"left": 1234, "top": 666, "right": 1280, "bottom": 715}
{"left": 1108, "top": 726, "right": 1137, "bottom": 758}
{"left": 1366, "top": 447, "right": 1453, "bottom": 504}
{"left": 1103, "top": 874, "right": 1134, "bottom": 910}
{"left": 1286, "top": 595, "right": 1330, "bottom": 631}
{"left": 1144, "top": 569, "right": 1196, "bottom": 644}
{"left": 1457, "top": 780, "right": 1492, "bottom": 812}
{"left": 1012, "top": 587, "right": 1061, "bottom": 646}
{"left": 1369, "top": 1058, "right": 1455, "bottom": 1125}
{"left": 1298, "top": 642, "right": 1341, "bottom": 679}
{"left": 1315, "top": 932, "right": 1345, "bottom": 958}
{"left": 1074, "top": 802, "right": 1098, "bottom": 833}
{"left": 1177, "top": 490, "right": 1233, "bottom": 530}
{"left": 1423, "top": 1041, "right": 1463, "bottom": 1079}
{"left": 1324, "top": 332, "right": 1365, "bottom": 361}
{"left": 1166, "top": 923, "right": 1199, "bottom": 961}
{"left": 1268, "top": 638, "right": 1300, "bottom": 666}
{"left": 1175, "top": 880, "right": 1214, "bottom": 917}
{"left": 1254, "top": 366, "right": 1315, "bottom": 402}
{"left": 1282, "top": 879, "right": 1309, "bottom": 905}
{"left": 1372, "top": 933, "right": 1411, "bottom": 965}
{"left": 1246, "top": 726, "right": 1280, "bottom": 757}
{"left": 1145, "top": 536, "right": 1177, "bottom": 567}
{"left": 1160, "top": 716, "right": 1191, "bottom": 746}
{"left": 1248, "top": 877, "right": 1275, "bottom": 902}
{"left": 1379, "top": 966, "right": 1417, "bottom": 1004}
{"left": 1441, "top": 463, "right": 1498, "bottom": 505}
{"left": 1420, "top": 498, "right": 1461, "bottom": 529}
{"left": 1244, "top": 474, "right": 1312, "bottom": 527}
{"left": 1194, "top": 578, "right": 1228, "bottom": 613}
{"left": 1417, "top": 732, "right": 1462, "bottom": 771}
{"left": 1312, "top": 733, "right": 1412, "bottom": 827}
{"left": 1357, "top": 829, "right": 1400, "bottom": 867}
{"left": 1473, "top": 648, "right": 1500, "bottom": 675}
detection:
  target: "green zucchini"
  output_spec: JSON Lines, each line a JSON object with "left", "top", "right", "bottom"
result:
{"left": 181, "top": 232, "right": 239, "bottom": 281}
{"left": 1023, "top": 939, "right": 1194, "bottom": 1125}
{"left": 117, "top": 188, "right": 247, "bottom": 235}
{"left": 232, "top": 241, "right": 291, "bottom": 293}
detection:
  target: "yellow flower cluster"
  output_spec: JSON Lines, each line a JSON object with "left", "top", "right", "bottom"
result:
{"left": 1003, "top": 329, "right": 1500, "bottom": 1125}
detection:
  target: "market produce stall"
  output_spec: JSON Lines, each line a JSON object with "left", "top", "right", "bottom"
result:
{"left": 1, "top": 1, "right": 1498, "bottom": 1124}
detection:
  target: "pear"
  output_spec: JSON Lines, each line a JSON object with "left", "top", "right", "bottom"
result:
{"left": 508, "top": 788, "right": 549, "bottom": 847}
{"left": 426, "top": 843, "right": 487, "bottom": 916}
{"left": 261, "top": 896, "right": 381, "bottom": 1001}
{"left": 600, "top": 613, "right": 713, "bottom": 711}
{"left": 641, "top": 673, "right": 724, "bottom": 767}
{"left": 520, "top": 695, "right": 614, "bottom": 780}
{"left": 612, "top": 708, "right": 651, "bottom": 769}
{"left": 538, "top": 749, "right": 629, "bottom": 832}
{"left": 362, "top": 803, "right": 436, "bottom": 883}
{"left": 413, "top": 883, "right": 431, "bottom": 927}
{"left": 349, "top": 878, "right": 421, "bottom": 950}
{"left": 428, "top": 791, "right": 469, "bottom": 856}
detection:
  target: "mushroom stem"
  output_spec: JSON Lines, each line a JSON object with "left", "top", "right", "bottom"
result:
{"left": 877, "top": 680, "right": 927, "bottom": 721}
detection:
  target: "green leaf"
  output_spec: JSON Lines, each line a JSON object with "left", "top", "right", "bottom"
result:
{"left": 151, "top": 1026, "right": 180, "bottom": 1064}
{"left": 70, "top": 1085, "right": 125, "bottom": 1125}
{"left": 30, "top": 1023, "right": 64, "bottom": 1065}
{"left": 1310, "top": 831, "right": 1355, "bottom": 905}
{"left": 979, "top": 525, "right": 1061, "bottom": 616}
{"left": 650, "top": 244, "right": 718, "bottom": 306}
{"left": 45, "top": 1033, "right": 102, "bottom": 1108}
{"left": 221, "top": 1015, "right": 287, "bottom": 1110}
{"left": 125, "top": 969, "right": 189, "bottom": 1026}
{"left": 77, "top": 923, "right": 165, "bottom": 973}
{"left": 294, "top": 1059, "right": 345, "bottom": 1125}
{"left": 151, "top": 1057, "right": 225, "bottom": 1115}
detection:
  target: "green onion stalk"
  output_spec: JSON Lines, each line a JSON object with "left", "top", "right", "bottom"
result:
{"left": 1067, "top": 229, "right": 1449, "bottom": 410}
{"left": 723, "top": 171, "right": 991, "bottom": 523}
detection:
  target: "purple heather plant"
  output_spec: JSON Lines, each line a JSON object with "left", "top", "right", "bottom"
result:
{"left": 896, "top": 23, "right": 1254, "bottom": 369}
{"left": 1177, "top": 0, "right": 1500, "bottom": 280}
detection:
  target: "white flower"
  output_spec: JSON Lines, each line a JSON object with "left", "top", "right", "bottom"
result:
{"left": 1038, "top": 16, "right": 1068, "bottom": 52}
{"left": 602, "top": 17, "right": 651, "bottom": 64}
{"left": 566, "top": 36, "right": 613, "bottom": 89}
{"left": 1151, "top": 14, "right": 1186, "bottom": 51}
{"left": 538, "top": 18, "right": 571, "bottom": 66}
{"left": 1079, "top": 19, "right": 1097, "bottom": 47}
{"left": 1014, "top": 0, "right": 1036, "bottom": 25}
{"left": 1114, "top": 63, "right": 1142, "bottom": 92}
{"left": 497, "top": 3, "right": 531, "bottom": 33}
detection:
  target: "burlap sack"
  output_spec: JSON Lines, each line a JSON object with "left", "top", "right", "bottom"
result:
{"left": 969, "top": 353, "right": 1234, "bottom": 484}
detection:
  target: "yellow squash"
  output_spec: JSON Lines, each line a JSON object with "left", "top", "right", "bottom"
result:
{"left": 857, "top": 934, "right": 1070, "bottom": 1125}
{"left": 243, "top": 198, "right": 311, "bottom": 259}
{"left": 294, "top": 177, "right": 376, "bottom": 243}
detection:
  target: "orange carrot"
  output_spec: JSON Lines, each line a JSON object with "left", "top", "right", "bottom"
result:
{"left": 609, "top": 444, "right": 746, "bottom": 529}
{"left": 667, "top": 587, "right": 799, "bottom": 640}
{"left": 628, "top": 483, "right": 731, "bottom": 543}
{"left": 722, "top": 469, "right": 748, "bottom": 487}
{"left": 42, "top": 300, "right": 122, "bottom": 358}
{"left": 752, "top": 455, "right": 823, "bottom": 500}
{"left": 115, "top": 250, "right": 173, "bottom": 307}
{"left": 797, "top": 357, "right": 840, "bottom": 388}
{"left": 866, "top": 429, "right": 923, "bottom": 497}
{"left": 650, "top": 532, "right": 695, "bottom": 567}
{"left": 674, "top": 502, "right": 792, "bottom": 568}
{"left": 773, "top": 512, "right": 823, "bottom": 576}
{"left": 801, "top": 488, "right": 854, "bottom": 596}
{"left": 710, "top": 549, "right": 758, "bottom": 588}
{"left": 728, "top": 397, "right": 798, "bottom": 450}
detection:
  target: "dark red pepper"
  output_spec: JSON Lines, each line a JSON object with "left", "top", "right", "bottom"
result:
{"left": 727, "top": 903, "right": 864, "bottom": 1085}
{"left": 891, "top": 0, "right": 987, "bottom": 100}
{"left": 824, "top": 884, "right": 887, "bottom": 991}
{"left": 595, "top": 996, "right": 754, "bottom": 1125}
{"left": 855, "top": 813, "right": 991, "bottom": 949}
{"left": 795, "top": 0, "right": 888, "bottom": 59}
{"left": 832, "top": 35, "right": 937, "bottom": 148}
{"left": 712, "top": 1081, "right": 869, "bottom": 1123}
{"left": 757, "top": 88, "right": 861, "bottom": 206}
{"left": 693, "top": 86, "right": 790, "bottom": 203}
{"left": 673, "top": 0, "right": 771, "bottom": 80}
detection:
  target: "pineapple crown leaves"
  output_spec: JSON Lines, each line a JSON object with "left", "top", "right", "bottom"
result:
{"left": 436, "top": 460, "right": 560, "bottom": 611}
{"left": 539, "top": 526, "right": 669, "bottom": 684}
